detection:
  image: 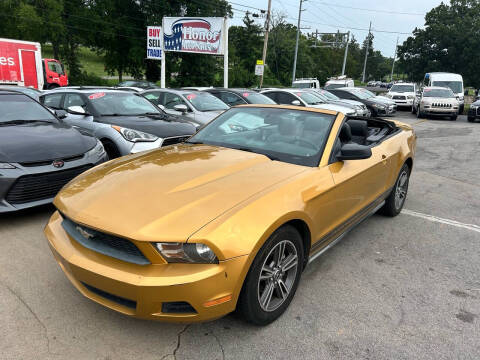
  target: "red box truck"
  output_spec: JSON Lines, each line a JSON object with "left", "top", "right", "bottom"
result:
{"left": 0, "top": 38, "right": 68, "bottom": 90}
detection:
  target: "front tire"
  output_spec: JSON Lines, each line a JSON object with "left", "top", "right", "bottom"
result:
{"left": 468, "top": 116, "right": 475, "bottom": 122}
{"left": 380, "top": 163, "right": 410, "bottom": 217}
{"left": 237, "top": 225, "right": 304, "bottom": 326}
{"left": 450, "top": 115, "right": 457, "bottom": 121}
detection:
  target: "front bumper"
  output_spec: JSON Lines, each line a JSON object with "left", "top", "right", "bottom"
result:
{"left": 468, "top": 107, "right": 479, "bottom": 119}
{"left": 0, "top": 155, "right": 107, "bottom": 213}
{"left": 392, "top": 98, "right": 413, "bottom": 107}
{"left": 422, "top": 106, "right": 458, "bottom": 116}
{"left": 44, "top": 211, "right": 249, "bottom": 322}
{"left": 376, "top": 105, "right": 396, "bottom": 116}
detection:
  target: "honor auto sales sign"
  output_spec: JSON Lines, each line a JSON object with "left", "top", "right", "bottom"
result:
{"left": 163, "top": 17, "right": 225, "bottom": 54}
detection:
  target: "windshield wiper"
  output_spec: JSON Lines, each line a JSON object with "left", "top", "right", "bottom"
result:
{"left": 101, "top": 113, "right": 128, "bottom": 116}
{"left": 185, "top": 140, "right": 205, "bottom": 145}
{"left": 231, "top": 146, "right": 279, "bottom": 161}
{"left": 0, "top": 120, "right": 51, "bottom": 126}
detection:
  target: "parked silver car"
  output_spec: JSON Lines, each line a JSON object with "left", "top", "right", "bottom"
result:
{"left": 141, "top": 89, "right": 230, "bottom": 127}
{"left": 40, "top": 89, "right": 196, "bottom": 158}
{"left": 413, "top": 86, "right": 459, "bottom": 120}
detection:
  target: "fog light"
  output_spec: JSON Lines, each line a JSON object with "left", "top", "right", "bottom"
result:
{"left": 162, "top": 301, "right": 197, "bottom": 313}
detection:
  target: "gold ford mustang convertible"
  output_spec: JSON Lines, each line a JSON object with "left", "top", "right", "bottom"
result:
{"left": 45, "top": 105, "right": 416, "bottom": 325}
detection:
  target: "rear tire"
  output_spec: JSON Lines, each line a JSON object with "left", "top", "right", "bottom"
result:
{"left": 416, "top": 107, "right": 424, "bottom": 119}
{"left": 468, "top": 116, "right": 475, "bottom": 123}
{"left": 450, "top": 115, "right": 457, "bottom": 121}
{"left": 237, "top": 225, "right": 304, "bottom": 326}
{"left": 48, "top": 83, "right": 59, "bottom": 90}
{"left": 101, "top": 139, "right": 120, "bottom": 159}
{"left": 411, "top": 105, "right": 415, "bottom": 114}
{"left": 380, "top": 163, "right": 410, "bottom": 217}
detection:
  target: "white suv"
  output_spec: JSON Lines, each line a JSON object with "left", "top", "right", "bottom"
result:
{"left": 385, "top": 83, "right": 416, "bottom": 110}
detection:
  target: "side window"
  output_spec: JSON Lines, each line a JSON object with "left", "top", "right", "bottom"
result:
{"left": 219, "top": 92, "right": 245, "bottom": 106}
{"left": 277, "top": 92, "right": 296, "bottom": 105}
{"left": 143, "top": 92, "right": 161, "bottom": 105}
{"left": 42, "top": 93, "right": 63, "bottom": 109}
{"left": 64, "top": 94, "right": 86, "bottom": 109}
{"left": 163, "top": 92, "right": 188, "bottom": 110}
{"left": 262, "top": 92, "right": 277, "bottom": 102}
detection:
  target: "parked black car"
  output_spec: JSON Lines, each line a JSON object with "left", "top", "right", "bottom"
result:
{"left": 467, "top": 100, "right": 480, "bottom": 122}
{"left": 0, "top": 90, "right": 108, "bottom": 213}
{"left": 203, "top": 88, "right": 277, "bottom": 106}
{"left": 0, "top": 85, "right": 42, "bottom": 100}
{"left": 40, "top": 89, "right": 196, "bottom": 158}
{"left": 328, "top": 87, "right": 397, "bottom": 116}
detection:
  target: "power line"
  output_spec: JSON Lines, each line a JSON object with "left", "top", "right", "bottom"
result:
{"left": 310, "top": 1, "right": 424, "bottom": 16}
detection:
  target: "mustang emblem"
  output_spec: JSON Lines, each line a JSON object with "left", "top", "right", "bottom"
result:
{"left": 76, "top": 226, "right": 94, "bottom": 240}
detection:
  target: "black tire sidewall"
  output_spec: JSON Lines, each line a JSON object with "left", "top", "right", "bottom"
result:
{"left": 381, "top": 163, "right": 410, "bottom": 217}
{"left": 238, "top": 225, "right": 304, "bottom": 325}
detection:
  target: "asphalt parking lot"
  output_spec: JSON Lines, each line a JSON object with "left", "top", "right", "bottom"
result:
{"left": 1, "top": 111, "right": 479, "bottom": 360}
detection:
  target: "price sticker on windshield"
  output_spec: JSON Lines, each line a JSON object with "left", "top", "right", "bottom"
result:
{"left": 186, "top": 94, "right": 196, "bottom": 101}
{"left": 89, "top": 92, "right": 105, "bottom": 100}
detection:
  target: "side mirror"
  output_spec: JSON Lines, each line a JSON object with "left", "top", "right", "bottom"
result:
{"left": 67, "top": 106, "right": 89, "bottom": 116}
{"left": 291, "top": 100, "right": 301, "bottom": 106}
{"left": 173, "top": 104, "right": 188, "bottom": 114}
{"left": 54, "top": 109, "right": 67, "bottom": 119}
{"left": 337, "top": 143, "right": 372, "bottom": 161}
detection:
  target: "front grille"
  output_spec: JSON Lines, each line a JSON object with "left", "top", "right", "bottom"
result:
{"left": 161, "top": 136, "right": 190, "bottom": 147}
{"left": 432, "top": 103, "right": 452, "bottom": 108}
{"left": 6, "top": 165, "right": 92, "bottom": 204}
{"left": 81, "top": 282, "right": 137, "bottom": 309}
{"left": 61, "top": 216, "right": 150, "bottom": 265}
{"left": 393, "top": 95, "right": 406, "bottom": 100}
{"left": 162, "top": 301, "right": 197, "bottom": 314}
{"left": 20, "top": 154, "right": 85, "bottom": 167}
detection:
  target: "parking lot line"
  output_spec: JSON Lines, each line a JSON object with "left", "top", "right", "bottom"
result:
{"left": 402, "top": 209, "right": 480, "bottom": 233}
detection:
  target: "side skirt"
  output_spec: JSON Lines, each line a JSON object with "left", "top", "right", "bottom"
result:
{"left": 307, "top": 191, "right": 390, "bottom": 265}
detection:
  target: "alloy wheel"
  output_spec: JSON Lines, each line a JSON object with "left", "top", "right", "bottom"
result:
{"left": 257, "top": 240, "right": 298, "bottom": 312}
{"left": 395, "top": 170, "right": 409, "bottom": 210}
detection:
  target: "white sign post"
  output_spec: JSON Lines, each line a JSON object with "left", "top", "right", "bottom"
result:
{"left": 159, "top": 17, "right": 228, "bottom": 88}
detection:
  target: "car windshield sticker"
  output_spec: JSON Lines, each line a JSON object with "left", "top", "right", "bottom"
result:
{"left": 242, "top": 92, "right": 250, "bottom": 98}
{"left": 89, "top": 92, "right": 105, "bottom": 100}
{"left": 186, "top": 93, "right": 196, "bottom": 101}
{"left": 296, "top": 92, "right": 302, "bottom": 97}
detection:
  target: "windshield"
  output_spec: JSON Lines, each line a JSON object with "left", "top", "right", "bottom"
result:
{"left": 423, "top": 88, "right": 455, "bottom": 98}
{"left": 390, "top": 84, "right": 414, "bottom": 93}
{"left": 117, "top": 81, "right": 157, "bottom": 89}
{"left": 182, "top": 92, "right": 229, "bottom": 111}
{"left": 318, "top": 90, "right": 340, "bottom": 100}
{"left": 242, "top": 92, "right": 276, "bottom": 104}
{"left": 88, "top": 92, "right": 161, "bottom": 116}
{"left": 432, "top": 81, "right": 462, "bottom": 94}
{"left": 292, "top": 82, "right": 312, "bottom": 88}
{"left": 324, "top": 83, "right": 345, "bottom": 89}
{"left": 309, "top": 91, "right": 329, "bottom": 102}
{"left": 0, "top": 94, "right": 57, "bottom": 123}
{"left": 47, "top": 61, "right": 64, "bottom": 75}
{"left": 297, "top": 92, "right": 324, "bottom": 105}
{"left": 347, "top": 89, "right": 374, "bottom": 100}
{"left": 188, "top": 107, "right": 335, "bottom": 167}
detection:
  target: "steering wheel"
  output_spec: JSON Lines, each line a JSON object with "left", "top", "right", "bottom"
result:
{"left": 290, "top": 138, "right": 318, "bottom": 150}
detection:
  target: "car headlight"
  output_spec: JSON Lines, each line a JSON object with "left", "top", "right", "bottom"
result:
{"left": 86, "top": 140, "right": 105, "bottom": 157}
{"left": 471, "top": 104, "right": 478, "bottom": 109}
{"left": 407, "top": 95, "right": 415, "bottom": 99}
{"left": 154, "top": 242, "right": 219, "bottom": 264}
{"left": 373, "top": 103, "right": 385, "bottom": 109}
{"left": 0, "top": 163, "right": 16, "bottom": 169}
{"left": 385, "top": 94, "right": 392, "bottom": 98}
{"left": 112, "top": 125, "right": 158, "bottom": 142}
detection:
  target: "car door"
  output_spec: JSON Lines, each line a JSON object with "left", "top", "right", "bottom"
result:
{"left": 321, "top": 122, "right": 390, "bottom": 236}
{"left": 62, "top": 93, "right": 96, "bottom": 133}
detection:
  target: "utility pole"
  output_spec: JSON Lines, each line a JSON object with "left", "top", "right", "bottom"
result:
{"left": 361, "top": 21, "right": 372, "bottom": 83}
{"left": 292, "top": 0, "right": 304, "bottom": 84}
{"left": 341, "top": 31, "right": 350, "bottom": 76}
{"left": 390, "top": 36, "right": 399, "bottom": 82}
{"left": 259, "top": 0, "right": 272, "bottom": 88}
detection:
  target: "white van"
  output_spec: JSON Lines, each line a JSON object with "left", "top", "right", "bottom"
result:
{"left": 324, "top": 78, "right": 354, "bottom": 89}
{"left": 292, "top": 78, "right": 321, "bottom": 89}
{"left": 423, "top": 72, "right": 464, "bottom": 112}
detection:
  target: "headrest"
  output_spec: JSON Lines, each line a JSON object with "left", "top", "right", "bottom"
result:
{"left": 339, "top": 122, "right": 352, "bottom": 142}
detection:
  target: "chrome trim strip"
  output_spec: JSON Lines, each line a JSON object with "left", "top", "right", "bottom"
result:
{"left": 308, "top": 199, "right": 386, "bottom": 265}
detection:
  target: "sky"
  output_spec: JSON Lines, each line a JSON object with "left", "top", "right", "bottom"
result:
{"left": 230, "top": 0, "right": 445, "bottom": 57}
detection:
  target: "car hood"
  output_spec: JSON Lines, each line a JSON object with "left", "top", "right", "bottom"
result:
{"left": 422, "top": 97, "right": 459, "bottom": 104}
{"left": 0, "top": 121, "right": 96, "bottom": 163}
{"left": 97, "top": 115, "right": 196, "bottom": 137}
{"left": 310, "top": 103, "right": 355, "bottom": 114}
{"left": 54, "top": 144, "right": 306, "bottom": 242}
{"left": 374, "top": 96, "right": 395, "bottom": 105}
{"left": 193, "top": 110, "right": 225, "bottom": 125}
